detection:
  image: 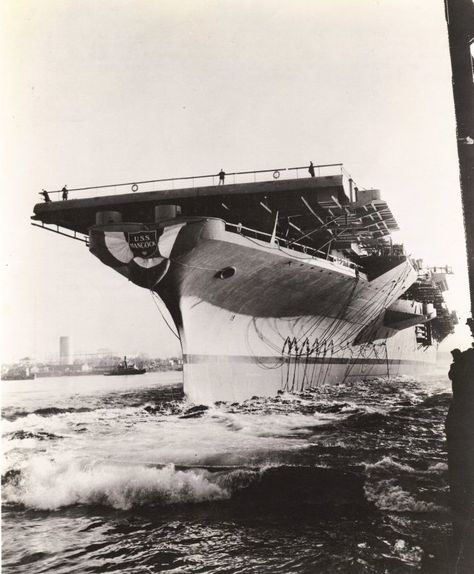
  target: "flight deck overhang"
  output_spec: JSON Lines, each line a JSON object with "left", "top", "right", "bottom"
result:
{"left": 31, "top": 169, "right": 400, "bottom": 255}
{"left": 32, "top": 175, "right": 349, "bottom": 236}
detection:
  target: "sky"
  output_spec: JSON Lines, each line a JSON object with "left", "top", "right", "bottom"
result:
{"left": 1, "top": 0, "right": 472, "bottom": 363}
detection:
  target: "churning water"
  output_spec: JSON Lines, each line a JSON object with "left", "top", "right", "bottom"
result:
{"left": 2, "top": 370, "right": 455, "bottom": 573}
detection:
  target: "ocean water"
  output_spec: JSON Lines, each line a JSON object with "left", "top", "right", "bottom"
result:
{"left": 2, "top": 370, "right": 455, "bottom": 573}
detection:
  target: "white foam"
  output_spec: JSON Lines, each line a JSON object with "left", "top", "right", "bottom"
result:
{"left": 392, "top": 539, "right": 424, "bottom": 566}
{"left": 4, "top": 455, "right": 231, "bottom": 510}
{"left": 364, "top": 479, "right": 442, "bottom": 513}
{"left": 365, "top": 456, "right": 416, "bottom": 473}
{"left": 3, "top": 403, "right": 323, "bottom": 477}
{"left": 428, "top": 462, "right": 448, "bottom": 472}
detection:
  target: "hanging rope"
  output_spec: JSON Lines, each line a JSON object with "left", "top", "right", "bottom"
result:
{"left": 149, "top": 290, "right": 180, "bottom": 340}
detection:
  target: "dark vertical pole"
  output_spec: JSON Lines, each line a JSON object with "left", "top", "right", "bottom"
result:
{"left": 445, "top": 0, "right": 474, "bottom": 336}
{"left": 444, "top": 7, "right": 474, "bottom": 571}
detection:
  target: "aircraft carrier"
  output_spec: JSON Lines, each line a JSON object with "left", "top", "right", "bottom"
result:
{"left": 32, "top": 164, "right": 457, "bottom": 402}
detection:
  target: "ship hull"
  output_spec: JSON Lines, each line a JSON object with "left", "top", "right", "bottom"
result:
{"left": 177, "top": 300, "right": 435, "bottom": 403}
{"left": 89, "top": 217, "right": 437, "bottom": 403}
{"left": 183, "top": 352, "right": 433, "bottom": 404}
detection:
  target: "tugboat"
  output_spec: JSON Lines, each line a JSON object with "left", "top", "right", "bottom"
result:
{"left": 104, "top": 356, "right": 146, "bottom": 376}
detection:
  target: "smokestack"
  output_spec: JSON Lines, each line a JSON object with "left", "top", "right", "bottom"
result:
{"left": 59, "top": 336, "right": 72, "bottom": 365}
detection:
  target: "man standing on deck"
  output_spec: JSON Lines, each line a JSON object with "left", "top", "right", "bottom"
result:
{"left": 40, "top": 190, "right": 51, "bottom": 203}
{"left": 446, "top": 343, "right": 474, "bottom": 570}
{"left": 62, "top": 185, "right": 68, "bottom": 200}
{"left": 308, "top": 161, "right": 315, "bottom": 177}
{"left": 218, "top": 169, "right": 225, "bottom": 185}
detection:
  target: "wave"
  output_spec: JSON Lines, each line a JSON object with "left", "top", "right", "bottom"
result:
{"left": 428, "top": 461, "right": 448, "bottom": 472}
{"left": 2, "top": 406, "right": 94, "bottom": 422}
{"left": 2, "top": 456, "right": 369, "bottom": 512}
{"left": 364, "top": 479, "right": 443, "bottom": 513}
{"left": 342, "top": 411, "right": 391, "bottom": 429}
{"left": 2, "top": 394, "right": 187, "bottom": 423}
{"left": 365, "top": 456, "right": 416, "bottom": 474}
{"left": 6, "top": 430, "right": 63, "bottom": 441}
{"left": 363, "top": 456, "right": 445, "bottom": 513}
{"left": 224, "top": 391, "right": 357, "bottom": 418}
{"left": 2, "top": 457, "right": 234, "bottom": 511}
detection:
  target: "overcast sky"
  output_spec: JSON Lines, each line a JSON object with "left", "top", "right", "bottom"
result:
{"left": 1, "top": 0, "right": 471, "bottom": 363}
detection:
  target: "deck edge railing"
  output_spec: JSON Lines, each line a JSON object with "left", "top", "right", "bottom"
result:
{"left": 39, "top": 162, "right": 354, "bottom": 201}
{"left": 225, "top": 222, "right": 358, "bottom": 271}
